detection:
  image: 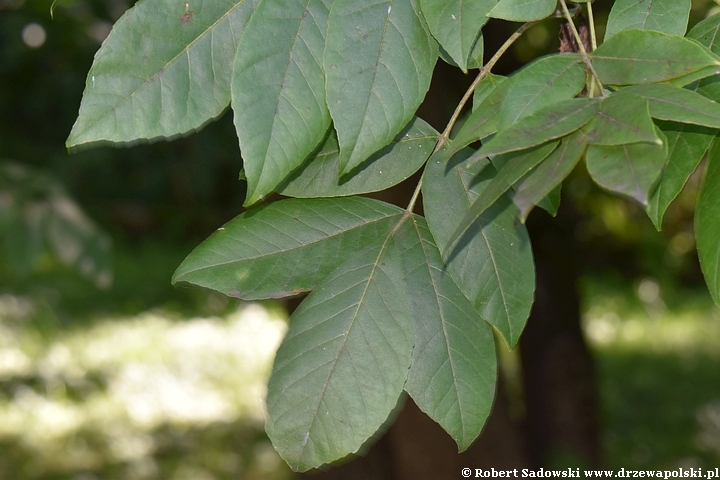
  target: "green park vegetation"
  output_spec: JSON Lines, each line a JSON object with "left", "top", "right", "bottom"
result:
{"left": 3, "top": 0, "right": 720, "bottom": 477}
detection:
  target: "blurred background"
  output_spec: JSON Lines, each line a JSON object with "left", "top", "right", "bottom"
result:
{"left": 1, "top": 0, "right": 720, "bottom": 478}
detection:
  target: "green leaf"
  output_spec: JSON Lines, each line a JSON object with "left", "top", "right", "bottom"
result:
{"left": 591, "top": 30, "right": 720, "bottom": 86}
{"left": 646, "top": 121, "right": 714, "bottom": 229}
{"left": 586, "top": 127, "right": 669, "bottom": 205}
{"left": 172, "top": 197, "right": 403, "bottom": 299}
{"left": 232, "top": 0, "right": 332, "bottom": 206}
{"left": 67, "top": 0, "right": 258, "bottom": 148}
{"left": 604, "top": 0, "right": 691, "bottom": 40}
{"left": 582, "top": 92, "right": 662, "bottom": 146}
{"left": 473, "top": 74, "right": 507, "bottom": 110}
{"left": 445, "top": 75, "right": 509, "bottom": 156}
{"left": 487, "top": 0, "right": 556, "bottom": 22}
{"left": 423, "top": 148, "right": 535, "bottom": 348}
{"left": 396, "top": 216, "right": 497, "bottom": 449}
{"left": 266, "top": 237, "right": 414, "bottom": 471}
{"left": 278, "top": 117, "right": 438, "bottom": 198}
{"left": 420, "top": 0, "right": 494, "bottom": 72}
{"left": 689, "top": 15, "right": 720, "bottom": 101}
{"left": 499, "top": 54, "right": 586, "bottom": 130}
{"left": 470, "top": 98, "right": 600, "bottom": 161}
{"left": 622, "top": 84, "right": 720, "bottom": 129}
{"left": 512, "top": 131, "right": 588, "bottom": 221}
{"left": 688, "top": 12, "right": 720, "bottom": 54}
{"left": 535, "top": 185, "right": 562, "bottom": 217}
{"left": 324, "top": 0, "right": 438, "bottom": 174}
{"left": 439, "top": 34, "right": 484, "bottom": 70}
{"left": 663, "top": 64, "right": 720, "bottom": 88}
{"left": 696, "top": 137, "right": 720, "bottom": 306}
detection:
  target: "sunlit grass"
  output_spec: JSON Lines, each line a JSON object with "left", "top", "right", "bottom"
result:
{"left": 582, "top": 276, "right": 720, "bottom": 470}
{"left": 0, "top": 295, "right": 292, "bottom": 480}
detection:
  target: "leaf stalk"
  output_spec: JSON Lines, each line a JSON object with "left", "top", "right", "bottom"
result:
{"left": 406, "top": 21, "right": 536, "bottom": 213}
{"left": 558, "top": 0, "right": 603, "bottom": 97}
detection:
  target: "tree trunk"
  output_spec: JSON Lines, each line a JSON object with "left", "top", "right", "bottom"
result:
{"left": 521, "top": 205, "right": 604, "bottom": 469}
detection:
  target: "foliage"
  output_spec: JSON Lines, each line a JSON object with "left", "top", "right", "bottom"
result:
{"left": 0, "top": 161, "right": 112, "bottom": 288}
{"left": 67, "top": 0, "right": 720, "bottom": 471}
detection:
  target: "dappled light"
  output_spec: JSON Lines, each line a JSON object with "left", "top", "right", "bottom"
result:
{"left": 582, "top": 278, "right": 720, "bottom": 469}
{"left": 0, "top": 298, "right": 292, "bottom": 479}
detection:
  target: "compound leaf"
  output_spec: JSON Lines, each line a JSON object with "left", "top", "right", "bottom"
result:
{"left": 67, "top": 0, "right": 258, "bottom": 148}
{"left": 423, "top": 148, "right": 535, "bottom": 348}
{"left": 591, "top": 30, "right": 720, "bottom": 86}
{"left": 397, "top": 216, "right": 497, "bottom": 449}
{"left": 232, "top": 0, "right": 332, "bottom": 206}
{"left": 172, "top": 197, "right": 403, "bottom": 299}
{"left": 278, "top": 117, "right": 438, "bottom": 198}
{"left": 266, "top": 236, "right": 414, "bottom": 471}
{"left": 325, "top": 0, "right": 437, "bottom": 174}
{"left": 696, "top": 137, "right": 720, "bottom": 306}
{"left": 604, "top": 0, "right": 691, "bottom": 40}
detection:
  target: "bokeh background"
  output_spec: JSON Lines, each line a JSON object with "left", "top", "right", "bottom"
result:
{"left": 2, "top": 0, "right": 720, "bottom": 478}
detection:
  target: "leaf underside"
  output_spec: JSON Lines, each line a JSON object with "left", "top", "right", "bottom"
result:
{"left": 172, "top": 197, "right": 403, "bottom": 299}
{"left": 266, "top": 239, "right": 415, "bottom": 472}
{"left": 324, "top": 0, "right": 438, "bottom": 174}
{"left": 278, "top": 117, "right": 438, "bottom": 198}
{"left": 423, "top": 148, "right": 535, "bottom": 348}
{"left": 232, "top": 0, "right": 333, "bottom": 206}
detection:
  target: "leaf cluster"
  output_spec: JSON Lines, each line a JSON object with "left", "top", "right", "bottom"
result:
{"left": 66, "top": 0, "right": 720, "bottom": 471}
